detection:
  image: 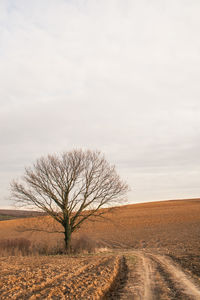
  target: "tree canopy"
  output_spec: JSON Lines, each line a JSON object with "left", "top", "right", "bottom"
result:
{"left": 11, "top": 149, "right": 129, "bottom": 250}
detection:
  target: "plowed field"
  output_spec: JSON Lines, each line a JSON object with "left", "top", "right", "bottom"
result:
{"left": 1, "top": 199, "right": 200, "bottom": 299}
{"left": 0, "top": 255, "right": 121, "bottom": 299}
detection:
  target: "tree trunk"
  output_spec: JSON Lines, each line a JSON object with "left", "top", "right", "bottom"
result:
{"left": 64, "top": 220, "right": 71, "bottom": 253}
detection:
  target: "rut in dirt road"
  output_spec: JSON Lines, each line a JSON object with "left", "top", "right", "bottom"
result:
{"left": 149, "top": 253, "right": 200, "bottom": 300}
{"left": 112, "top": 251, "right": 200, "bottom": 300}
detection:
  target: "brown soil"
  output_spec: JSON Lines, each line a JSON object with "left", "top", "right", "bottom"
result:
{"left": 103, "top": 250, "right": 200, "bottom": 299}
{"left": 0, "top": 254, "right": 120, "bottom": 299}
{"left": 1, "top": 198, "right": 200, "bottom": 299}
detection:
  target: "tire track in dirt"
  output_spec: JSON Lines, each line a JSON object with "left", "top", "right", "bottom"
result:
{"left": 2, "top": 250, "right": 200, "bottom": 299}
{"left": 141, "top": 255, "right": 154, "bottom": 300}
{"left": 120, "top": 250, "right": 200, "bottom": 300}
{"left": 148, "top": 253, "right": 200, "bottom": 300}
{"left": 120, "top": 251, "right": 156, "bottom": 300}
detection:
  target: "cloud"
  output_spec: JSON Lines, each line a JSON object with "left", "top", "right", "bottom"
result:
{"left": 1, "top": 0, "right": 200, "bottom": 206}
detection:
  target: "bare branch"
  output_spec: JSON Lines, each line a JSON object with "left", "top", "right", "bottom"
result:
{"left": 10, "top": 149, "right": 129, "bottom": 249}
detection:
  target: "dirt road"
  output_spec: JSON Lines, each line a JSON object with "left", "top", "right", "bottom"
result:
{"left": 109, "top": 250, "right": 200, "bottom": 300}
{"left": 1, "top": 250, "right": 200, "bottom": 299}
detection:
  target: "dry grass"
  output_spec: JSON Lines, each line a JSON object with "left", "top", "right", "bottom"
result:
{"left": 0, "top": 238, "right": 31, "bottom": 256}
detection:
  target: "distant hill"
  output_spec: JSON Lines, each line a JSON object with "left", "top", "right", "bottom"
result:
{"left": 0, "top": 209, "right": 45, "bottom": 221}
{"left": 1, "top": 198, "right": 200, "bottom": 254}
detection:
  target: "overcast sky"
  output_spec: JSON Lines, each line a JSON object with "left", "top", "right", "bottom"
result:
{"left": 1, "top": 0, "right": 200, "bottom": 208}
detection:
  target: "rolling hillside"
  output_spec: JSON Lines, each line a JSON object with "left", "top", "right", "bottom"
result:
{"left": 0, "top": 198, "right": 200, "bottom": 254}
{"left": 0, "top": 209, "right": 45, "bottom": 221}
{"left": 1, "top": 198, "right": 200, "bottom": 299}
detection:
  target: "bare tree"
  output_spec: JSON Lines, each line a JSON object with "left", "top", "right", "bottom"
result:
{"left": 11, "top": 149, "right": 129, "bottom": 251}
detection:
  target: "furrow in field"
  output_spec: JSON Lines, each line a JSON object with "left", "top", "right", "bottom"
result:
{"left": 0, "top": 257, "right": 89, "bottom": 299}
{"left": 30, "top": 256, "right": 117, "bottom": 300}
